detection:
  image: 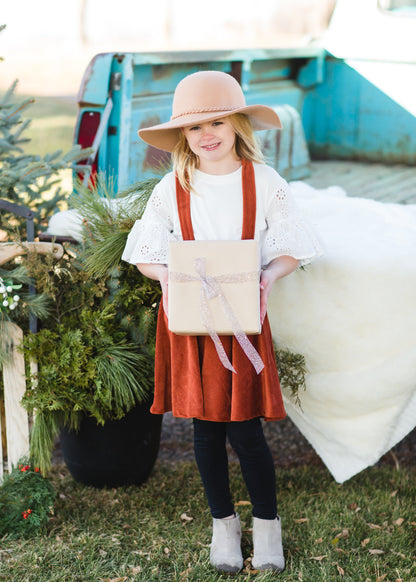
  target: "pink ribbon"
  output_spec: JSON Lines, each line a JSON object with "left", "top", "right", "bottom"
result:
{"left": 170, "top": 257, "right": 264, "bottom": 375}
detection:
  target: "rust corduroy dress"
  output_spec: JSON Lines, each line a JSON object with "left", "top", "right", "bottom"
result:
{"left": 150, "top": 160, "right": 286, "bottom": 423}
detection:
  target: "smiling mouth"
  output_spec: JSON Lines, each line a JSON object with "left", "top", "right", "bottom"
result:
{"left": 202, "top": 142, "right": 221, "bottom": 151}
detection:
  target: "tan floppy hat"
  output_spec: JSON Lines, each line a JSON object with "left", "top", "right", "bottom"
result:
{"left": 138, "top": 70, "right": 282, "bottom": 153}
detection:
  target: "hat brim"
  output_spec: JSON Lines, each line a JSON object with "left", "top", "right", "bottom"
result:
{"left": 138, "top": 105, "right": 282, "bottom": 153}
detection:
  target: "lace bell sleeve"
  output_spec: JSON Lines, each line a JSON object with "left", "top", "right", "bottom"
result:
{"left": 262, "top": 176, "right": 324, "bottom": 268}
{"left": 122, "top": 180, "right": 179, "bottom": 265}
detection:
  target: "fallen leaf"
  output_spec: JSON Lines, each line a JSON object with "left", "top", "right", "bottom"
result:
{"left": 164, "top": 547, "right": 170, "bottom": 555}
{"left": 310, "top": 555, "right": 327, "bottom": 561}
{"left": 361, "top": 538, "right": 370, "bottom": 547}
{"left": 369, "top": 549, "right": 384, "bottom": 555}
{"left": 376, "top": 575, "right": 387, "bottom": 582}
{"left": 180, "top": 513, "right": 193, "bottom": 522}
{"left": 393, "top": 518, "right": 404, "bottom": 526}
{"left": 390, "top": 490, "right": 398, "bottom": 497}
{"left": 99, "top": 549, "right": 107, "bottom": 558}
{"left": 236, "top": 500, "right": 251, "bottom": 506}
{"left": 295, "top": 518, "right": 309, "bottom": 523}
{"left": 367, "top": 523, "right": 382, "bottom": 530}
{"left": 130, "top": 566, "right": 141, "bottom": 574}
{"left": 337, "top": 564, "right": 345, "bottom": 576}
{"left": 334, "top": 529, "right": 349, "bottom": 539}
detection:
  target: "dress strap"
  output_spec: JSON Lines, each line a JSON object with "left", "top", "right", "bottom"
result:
{"left": 175, "top": 174, "right": 195, "bottom": 241}
{"left": 175, "top": 160, "right": 257, "bottom": 241}
{"left": 241, "top": 159, "right": 256, "bottom": 240}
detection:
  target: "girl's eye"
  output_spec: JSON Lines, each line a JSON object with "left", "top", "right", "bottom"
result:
{"left": 212, "top": 121, "right": 223, "bottom": 127}
{"left": 189, "top": 125, "right": 200, "bottom": 131}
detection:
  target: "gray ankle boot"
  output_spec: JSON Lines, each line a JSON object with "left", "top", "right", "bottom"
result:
{"left": 252, "top": 516, "right": 285, "bottom": 572}
{"left": 210, "top": 513, "right": 243, "bottom": 573}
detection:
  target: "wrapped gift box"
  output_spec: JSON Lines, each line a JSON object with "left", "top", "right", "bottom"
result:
{"left": 168, "top": 240, "right": 261, "bottom": 335}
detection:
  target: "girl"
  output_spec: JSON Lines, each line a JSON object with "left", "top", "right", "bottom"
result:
{"left": 122, "top": 70, "right": 322, "bottom": 573}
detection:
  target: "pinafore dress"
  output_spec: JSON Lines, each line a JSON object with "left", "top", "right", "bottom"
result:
{"left": 150, "top": 160, "right": 286, "bottom": 423}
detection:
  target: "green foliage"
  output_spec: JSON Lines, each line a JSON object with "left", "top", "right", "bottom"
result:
{"left": 0, "top": 78, "right": 91, "bottom": 235}
{"left": 274, "top": 346, "right": 307, "bottom": 406}
{"left": 0, "top": 263, "right": 50, "bottom": 322}
{"left": 0, "top": 458, "right": 55, "bottom": 538}
{"left": 70, "top": 173, "right": 160, "bottom": 277}
{"left": 0, "top": 263, "right": 50, "bottom": 366}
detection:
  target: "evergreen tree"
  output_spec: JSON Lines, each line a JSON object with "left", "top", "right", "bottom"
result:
{"left": 0, "top": 24, "right": 91, "bottom": 237}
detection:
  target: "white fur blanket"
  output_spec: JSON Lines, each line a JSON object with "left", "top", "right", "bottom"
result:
{"left": 268, "top": 182, "right": 416, "bottom": 482}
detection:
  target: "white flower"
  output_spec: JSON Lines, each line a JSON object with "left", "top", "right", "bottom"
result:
{"left": 6, "top": 286, "right": 13, "bottom": 293}
{"left": 0, "top": 286, "right": 5, "bottom": 294}
{"left": 13, "top": 295, "right": 20, "bottom": 302}
{"left": 3, "top": 300, "right": 9, "bottom": 307}
{"left": 9, "top": 304, "right": 16, "bottom": 310}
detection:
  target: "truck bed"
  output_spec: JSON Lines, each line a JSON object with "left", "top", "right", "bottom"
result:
{"left": 304, "top": 160, "right": 416, "bottom": 205}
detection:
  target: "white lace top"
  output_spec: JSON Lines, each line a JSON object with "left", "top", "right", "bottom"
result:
{"left": 122, "top": 163, "right": 323, "bottom": 268}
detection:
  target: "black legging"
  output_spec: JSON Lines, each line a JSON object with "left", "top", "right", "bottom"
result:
{"left": 193, "top": 417, "right": 277, "bottom": 519}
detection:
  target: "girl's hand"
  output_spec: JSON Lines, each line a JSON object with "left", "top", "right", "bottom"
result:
{"left": 259, "top": 256, "right": 300, "bottom": 324}
{"left": 158, "top": 267, "right": 169, "bottom": 315}
{"left": 259, "top": 269, "right": 274, "bottom": 324}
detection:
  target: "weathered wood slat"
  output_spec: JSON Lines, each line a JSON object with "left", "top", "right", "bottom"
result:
{"left": 0, "top": 241, "right": 64, "bottom": 265}
{"left": 1, "top": 322, "right": 30, "bottom": 475}
{"left": 306, "top": 161, "right": 416, "bottom": 204}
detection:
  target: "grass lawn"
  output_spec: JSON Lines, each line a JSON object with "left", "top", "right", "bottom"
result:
{"left": 0, "top": 461, "right": 415, "bottom": 582}
{"left": 20, "top": 95, "right": 78, "bottom": 158}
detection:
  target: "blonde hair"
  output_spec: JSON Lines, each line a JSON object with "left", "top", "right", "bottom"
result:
{"left": 171, "top": 113, "right": 265, "bottom": 192}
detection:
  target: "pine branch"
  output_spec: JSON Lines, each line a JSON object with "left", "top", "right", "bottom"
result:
{"left": 274, "top": 346, "right": 307, "bottom": 406}
{"left": 69, "top": 174, "right": 160, "bottom": 276}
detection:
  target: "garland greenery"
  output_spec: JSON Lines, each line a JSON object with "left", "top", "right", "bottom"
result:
{"left": 274, "top": 346, "right": 307, "bottom": 406}
{"left": 0, "top": 264, "right": 50, "bottom": 366}
{"left": 0, "top": 458, "right": 55, "bottom": 538}
{"left": 70, "top": 174, "right": 160, "bottom": 277}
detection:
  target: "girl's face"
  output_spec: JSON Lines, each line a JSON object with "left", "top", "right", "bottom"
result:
{"left": 182, "top": 118, "right": 241, "bottom": 174}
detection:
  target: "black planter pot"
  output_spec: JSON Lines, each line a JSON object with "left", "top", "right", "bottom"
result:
{"left": 59, "top": 402, "right": 163, "bottom": 488}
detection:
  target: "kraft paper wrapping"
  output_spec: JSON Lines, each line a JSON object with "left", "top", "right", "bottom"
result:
{"left": 168, "top": 240, "right": 261, "bottom": 336}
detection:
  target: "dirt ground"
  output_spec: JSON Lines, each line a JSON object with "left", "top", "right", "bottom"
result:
{"left": 157, "top": 412, "right": 416, "bottom": 475}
